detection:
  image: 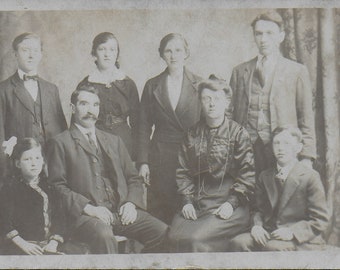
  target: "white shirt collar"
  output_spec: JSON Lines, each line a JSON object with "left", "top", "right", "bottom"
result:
{"left": 74, "top": 123, "right": 96, "bottom": 139}
{"left": 88, "top": 68, "right": 126, "bottom": 85}
{"left": 18, "top": 69, "right": 38, "bottom": 80}
{"left": 256, "top": 53, "right": 280, "bottom": 69}
{"left": 276, "top": 158, "right": 298, "bottom": 181}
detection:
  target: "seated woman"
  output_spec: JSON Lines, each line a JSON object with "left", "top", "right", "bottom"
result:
{"left": 168, "top": 77, "right": 256, "bottom": 252}
{"left": 0, "top": 138, "right": 67, "bottom": 255}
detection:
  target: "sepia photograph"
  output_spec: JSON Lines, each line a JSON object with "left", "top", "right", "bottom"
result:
{"left": 0, "top": 0, "right": 339, "bottom": 268}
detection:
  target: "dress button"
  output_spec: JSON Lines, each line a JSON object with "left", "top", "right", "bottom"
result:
{"left": 93, "top": 158, "right": 97, "bottom": 163}
{"left": 96, "top": 186, "right": 100, "bottom": 189}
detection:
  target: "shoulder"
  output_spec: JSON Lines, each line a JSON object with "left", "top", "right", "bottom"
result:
{"left": 50, "top": 129, "right": 72, "bottom": 144}
{"left": 295, "top": 162, "right": 321, "bottom": 182}
{"left": 144, "top": 70, "right": 167, "bottom": 88}
{"left": 228, "top": 118, "right": 251, "bottom": 139}
{"left": 0, "top": 74, "right": 16, "bottom": 91}
{"left": 232, "top": 57, "right": 257, "bottom": 72}
{"left": 76, "top": 76, "right": 90, "bottom": 88}
{"left": 184, "top": 69, "right": 203, "bottom": 83}
{"left": 280, "top": 57, "right": 308, "bottom": 74}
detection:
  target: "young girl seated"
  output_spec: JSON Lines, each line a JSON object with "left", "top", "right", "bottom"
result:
{"left": 0, "top": 138, "right": 65, "bottom": 255}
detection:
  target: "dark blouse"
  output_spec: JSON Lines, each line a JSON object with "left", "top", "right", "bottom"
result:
{"left": 77, "top": 76, "right": 139, "bottom": 160}
{"left": 0, "top": 176, "right": 64, "bottom": 243}
{"left": 176, "top": 117, "right": 256, "bottom": 212}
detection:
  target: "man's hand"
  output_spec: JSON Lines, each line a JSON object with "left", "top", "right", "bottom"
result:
{"left": 182, "top": 203, "right": 197, "bottom": 220}
{"left": 43, "top": 240, "right": 58, "bottom": 254}
{"left": 12, "top": 236, "right": 43, "bottom": 255}
{"left": 139, "top": 164, "right": 150, "bottom": 186}
{"left": 212, "top": 202, "right": 233, "bottom": 220}
{"left": 251, "top": 225, "right": 270, "bottom": 246}
{"left": 83, "top": 204, "right": 114, "bottom": 225}
{"left": 119, "top": 202, "right": 137, "bottom": 225}
{"left": 271, "top": 227, "right": 294, "bottom": 241}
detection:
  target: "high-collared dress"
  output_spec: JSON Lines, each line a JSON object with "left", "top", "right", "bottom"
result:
{"left": 168, "top": 117, "right": 255, "bottom": 252}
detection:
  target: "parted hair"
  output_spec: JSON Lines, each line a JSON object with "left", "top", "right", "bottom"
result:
{"left": 91, "top": 32, "right": 120, "bottom": 68}
{"left": 71, "top": 84, "right": 99, "bottom": 105}
{"left": 251, "top": 11, "right": 284, "bottom": 31}
{"left": 158, "top": 33, "right": 190, "bottom": 59}
{"left": 12, "top": 32, "right": 42, "bottom": 51}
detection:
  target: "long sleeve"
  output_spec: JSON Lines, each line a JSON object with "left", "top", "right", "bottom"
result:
{"left": 176, "top": 136, "right": 195, "bottom": 207}
{"left": 229, "top": 126, "right": 256, "bottom": 205}
{"left": 0, "top": 184, "right": 16, "bottom": 240}
{"left": 137, "top": 81, "right": 154, "bottom": 165}
{"left": 47, "top": 138, "right": 91, "bottom": 220}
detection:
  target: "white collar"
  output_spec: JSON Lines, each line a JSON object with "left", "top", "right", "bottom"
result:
{"left": 276, "top": 159, "right": 298, "bottom": 181}
{"left": 88, "top": 68, "right": 126, "bottom": 85}
{"left": 256, "top": 53, "right": 280, "bottom": 68}
{"left": 74, "top": 123, "right": 96, "bottom": 138}
{"left": 18, "top": 69, "right": 38, "bottom": 80}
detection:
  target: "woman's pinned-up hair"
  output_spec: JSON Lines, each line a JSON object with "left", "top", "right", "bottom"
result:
{"left": 91, "top": 32, "right": 120, "bottom": 68}
{"left": 158, "top": 33, "right": 190, "bottom": 59}
{"left": 197, "top": 74, "right": 233, "bottom": 100}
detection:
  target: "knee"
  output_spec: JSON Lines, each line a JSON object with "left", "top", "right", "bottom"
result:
{"left": 229, "top": 233, "right": 254, "bottom": 252}
{"left": 92, "top": 223, "right": 115, "bottom": 243}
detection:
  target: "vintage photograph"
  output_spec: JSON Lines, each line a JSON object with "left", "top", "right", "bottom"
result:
{"left": 0, "top": 0, "right": 339, "bottom": 268}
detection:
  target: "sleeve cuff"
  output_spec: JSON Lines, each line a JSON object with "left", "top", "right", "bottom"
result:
{"left": 227, "top": 195, "right": 240, "bottom": 210}
{"left": 6, "top": 230, "right": 19, "bottom": 240}
{"left": 49, "top": 234, "right": 64, "bottom": 243}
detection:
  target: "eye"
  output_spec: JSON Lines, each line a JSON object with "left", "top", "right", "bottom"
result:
{"left": 94, "top": 102, "right": 100, "bottom": 107}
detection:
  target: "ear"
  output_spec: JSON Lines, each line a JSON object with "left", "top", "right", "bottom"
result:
{"left": 70, "top": 103, "right": 76, "bottom": 114}
{"left": 15, "top": 160, "right": 21, "bottom": 169}
{"left": 295, "top": 142, "right": 303, "bottom": 155}
{"left": 278, "top": 30, "right": 285, "bottom": 43}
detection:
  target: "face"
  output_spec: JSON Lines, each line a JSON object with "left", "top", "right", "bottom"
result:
{"left": 16, "top": 147, "right": 44, "bottom": 181}
{"left": 272, "top": 131, "right": 302, "bottom": 167}
{"left": 94, "top": 38, "right": 118, "bottom": 71}
{"left": 15, "top": 38, "right": 42, "bottom": 73}
{"left": 201, "top": 88, "right": 228, "bottom": 120}
{"left": 72, "top": 91, "right": 100, "bottom": 129}
{"left": 254, "top": 20, "right": 285, "bottom": 56}
{"left": 162, "top": 38, "right": 188, "bottom": 69}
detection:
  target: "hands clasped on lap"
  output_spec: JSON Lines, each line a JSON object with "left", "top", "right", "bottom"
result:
{"left": 182, "top": 202, "right": 234, "bottom": 220}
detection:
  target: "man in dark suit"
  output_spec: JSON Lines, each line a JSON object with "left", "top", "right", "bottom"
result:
{"left": 229, "top": 127, "right": 329, "bottom": 251}
{"left": 229, "top": 11, "right": 315, "bottom": 177}
{"left": 47, "top": 85, "right": 168, "bottom": 254}
{"left": 0, "top": 33, "right": 67, "bottom": 184}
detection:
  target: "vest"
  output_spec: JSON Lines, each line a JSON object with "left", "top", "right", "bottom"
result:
{"left": 246, "top": 69, "right": 272, "bottom": 145}
{"left": 27, "top": 89, "right": 45, "bottom": 146}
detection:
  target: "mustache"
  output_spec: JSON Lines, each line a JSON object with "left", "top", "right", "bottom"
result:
{"left": 82, "top": 114, "right": 98, "bottom": 121}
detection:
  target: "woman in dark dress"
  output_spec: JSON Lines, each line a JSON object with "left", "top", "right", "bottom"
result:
{"left": 77, "top": 32, "right": 139, "bottom": 160}
{"left": 137, "top": 33, "right": 202, "bottom": 224}
{"left": 168, "top": 78, "right": 255, "bottom": 252}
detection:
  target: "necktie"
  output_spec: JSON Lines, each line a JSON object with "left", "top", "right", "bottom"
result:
{"left": 275, "top": 171, "right": 285, "bottom": 193}
{"left": 86, "top": 132, "right": 97, "bottom": 151}
{"left": 257, "top": 56, "right": 267, "bottom": 87}
{"left": 23, "top": 74, "right": 39, "bottom": 81}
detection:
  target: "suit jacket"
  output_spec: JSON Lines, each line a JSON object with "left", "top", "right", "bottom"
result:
{"left": 230, "top": 56, "right": 316, "bottom": 159}
{"left": 0, "top": 71, "right": 67, "bottom": 144}
{"left": 47, "top": 125, "right": 145, "bottom": 230}
{"left": 137, "top": 67, "right": 202, "bottom": 165}
{"left": 253, "top": 162, "right": 329, "bottom": 244}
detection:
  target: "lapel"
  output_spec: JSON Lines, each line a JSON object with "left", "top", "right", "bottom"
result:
{"left": 269, "top": 56, "right": 285, "bottom": 104}
{"left": 242, "top": 57, "right": 257, "bottom": 103}
{"left": 278, "top": 162, "right": 302, "bottom": 215}
{"left": 262, "top": 168, "right": 280, "bottom": 210}
{"left": 152, "top": 69, "right": 184, "bottom": 129}
{"left": 38, "top": 78, "right": 52, "bottom": 121}
{"left": 70, "top": 124, "right": 97, "bottom": 157}
{"left": 174, "top": 68, "right": 198, "bottom": 119}
{"left": 11, "top": 72, "right": 35, "bottom": 115}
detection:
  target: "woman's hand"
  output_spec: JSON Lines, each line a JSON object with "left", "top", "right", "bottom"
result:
{"left": 251, "top": 225, "right": 270, "bottom": 246}
{"left": 119, "top": 202, "right": 137, "bottom": 225}
{"left": 182, "top": 204, "right": 197, "bottom": 220}
{"left": 43, "top": 240, "right": 58, "bottom": 254}
{"left": 213, "top": 202, "right": 233, "bottom": 220}
{"left": 139, "top": 164, "right": 150, "bottom": 186}
{"left": 12, "top": 236, "right": 43, "bottom": 255}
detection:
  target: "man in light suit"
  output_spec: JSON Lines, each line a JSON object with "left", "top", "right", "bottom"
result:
{"left": 229, "top": 127, "right": 328, "bottom": 251}
{"left": 229, "top": 11, "right": 315, "bottom": 177}
{"left": 47, "top": 85, "right": 168, "bottom": 254}
{"left": 0, "top": 33, "right": 67, "bottom": 185}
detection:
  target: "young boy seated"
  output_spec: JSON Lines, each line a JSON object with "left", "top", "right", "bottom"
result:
{"left": 230, "top": 126, "right": 329, "bottom": 251}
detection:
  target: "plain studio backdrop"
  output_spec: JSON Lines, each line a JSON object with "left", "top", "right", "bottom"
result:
{"left": 0, "top": 9, "right": 262, "bottom": 122}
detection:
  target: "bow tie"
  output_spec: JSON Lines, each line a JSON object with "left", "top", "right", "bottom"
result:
{"left": 23, "top": 74, "right": 39, "bottom": 81}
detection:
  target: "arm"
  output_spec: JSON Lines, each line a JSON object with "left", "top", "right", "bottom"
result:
{"left": 296, "top": 65, "right": 316, "bottom": 160}
{"left": 47, "top": 138, "right": 91, "bottom": 220}
{"left": 228, "top": 68, "right": 238, "bottom": 118}
{"left": 228, "top": 126, "right": 256, "bottom": 208}
{"left": 127, "top": 79, "right": 140, "bottom": 161}
{"left": 289, "top": 172, "right": 329, "bottom": 244}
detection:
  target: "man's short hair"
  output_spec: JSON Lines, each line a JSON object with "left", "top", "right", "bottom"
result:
{"left": 198, "top": 74, "right": 232, "bottom": 100}
{"left": 251, "top": 11, "right": 284, "bottom": 31}
{"left": 12, "top": 32, "right": 42, "bottom": 51}
{"left": 272, "top": 126, "right": 303, "bottom": 144}
{"left": 71, "top": 84, "right": 99, "bottom": 105}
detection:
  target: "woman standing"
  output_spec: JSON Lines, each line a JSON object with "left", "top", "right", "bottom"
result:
{"left": 77, "top": 32, "right": 139, "bottom": 160}
{"left": 137, "top": 33, "right": 202, "bottom": 224}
